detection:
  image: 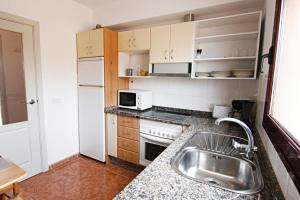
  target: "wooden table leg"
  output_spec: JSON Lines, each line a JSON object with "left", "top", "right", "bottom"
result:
{"left": 12, "top": 183, "right": 20, "bottom": 197}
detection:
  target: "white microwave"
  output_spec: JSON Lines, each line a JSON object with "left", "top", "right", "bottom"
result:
{"left": 118, "top": 90, "right": 152, "bottom": 110}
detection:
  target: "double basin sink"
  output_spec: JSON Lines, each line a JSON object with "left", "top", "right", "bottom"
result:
{"left": 171, "top": 132, "right": 264, "bottom": 194}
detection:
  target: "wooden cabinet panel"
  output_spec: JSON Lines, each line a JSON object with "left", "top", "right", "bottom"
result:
{"left": 118, "top": 28, "right": 150, "bottom": 51}
{"left": 170, "top": 22, "right": 194, "bottom": 63}
{"left": 77, "top": 29, "right": 104, "bottom": 58}
{"left": 90, "top": 29, "right": 104, "bottom": 57}
{"left": 118, "top": 31, "right": 133, "bottom": 51}
{"left": 77, "top": 31, "right": 90, "bottom": 58}
{"left": 118, "top": 148, "right": 139, "bottom": 164}
{"left": 118, "top": 125, "right": 139, "bottom": 141}
{"left": 117, "top": 115, "right": 139, "bottom": 129}
{"left": 150, "top": 25, "right": 170, "bottom": 63}
{"left": 132, "top": 28, "right": 150, "bottom": 51}
{"left": 118, "top": 137, "right": 139, "bottom": 153}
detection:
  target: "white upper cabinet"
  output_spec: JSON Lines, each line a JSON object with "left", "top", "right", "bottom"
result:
{"left": 150, "top": 22, "right": 194, "bottom": 63}
{"left": 170, "top": 22, "right": 194, "bottom": 63}
{"left": 150, "top": 25, "right": 170, "bottom": 63}
{"left": 118, "top": 28, "right": 150, "bottom": 51}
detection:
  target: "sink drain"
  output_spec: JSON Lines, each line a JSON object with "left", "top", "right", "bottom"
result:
{"left": 204, "top": 177, "right": 222, "bottom": 186}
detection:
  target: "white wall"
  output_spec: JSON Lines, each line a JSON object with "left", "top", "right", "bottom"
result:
{"left": 255, "top": 0, "right": 300, "bottom": 199}
{"left": 0, "top": 0, "right": 93, "bottom": 165}
{"left": 93, "top": 0, "right": 244, "bottom": 26}
{"left": 130, "top": 78, "right": 257, "bottom": 111}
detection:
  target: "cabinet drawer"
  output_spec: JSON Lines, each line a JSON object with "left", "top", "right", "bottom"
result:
{"left": 118, "top": 125, "right": 139, "bottom": 141}
{"left": 118, "top": 148, "right": 139, "bottom": 164}
{"left": 118, "top": 137, "right": 139, "bottom": 153}
{"left": 118, "top": 115, "right": 139, "bottom": 129}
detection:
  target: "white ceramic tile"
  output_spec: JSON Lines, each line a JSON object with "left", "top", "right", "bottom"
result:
{"left": 129, "top": 78, "right": 257, "bottom": 111}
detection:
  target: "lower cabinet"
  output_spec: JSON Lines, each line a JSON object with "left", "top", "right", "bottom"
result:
{"left": 106, "top": 114, "right": 140, "bottom": 165}
{"left": 118, "top": 148, "right": 139, "bottom": 164}
{"left": 117, "top": 115, "right": 140, "bottom": 165}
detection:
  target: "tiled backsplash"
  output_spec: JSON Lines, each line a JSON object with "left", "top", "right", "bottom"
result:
{"left": 129, "top": 77, "right": 258, "bottom": 112}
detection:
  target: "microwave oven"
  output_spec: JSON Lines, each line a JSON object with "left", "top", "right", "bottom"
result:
{"left": 118, "top": 90, "right": 152, "bottom": 110}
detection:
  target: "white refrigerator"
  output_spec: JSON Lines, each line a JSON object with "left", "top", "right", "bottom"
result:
{"left": 78, "top": 57, "right": 105, "bottom": 162}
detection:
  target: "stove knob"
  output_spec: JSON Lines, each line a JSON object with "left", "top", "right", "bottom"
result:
{"left": 149, "top": 130, "right": 152, "bottom": 134}
{"left": 162, "top": 132, "right": 165, "bottom": 137}
{"left": 153, "top": 130, "right": 156, "bottom": 135}
{"left": 157, "top": 131, "right": 161, "bottom": 136}
{"left": 166, "top": 133, "right": 170, "bottom": 138}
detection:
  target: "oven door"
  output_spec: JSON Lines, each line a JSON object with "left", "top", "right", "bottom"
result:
{"left": 118, "top": 92, "right": 137, "bottom": 109}
{"left": 139, "top": 133, "right": 173, "bottom": 166}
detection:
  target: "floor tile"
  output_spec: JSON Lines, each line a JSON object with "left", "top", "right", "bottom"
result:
{"left": 19, "top": 156, "right": 139, "bottom": 200}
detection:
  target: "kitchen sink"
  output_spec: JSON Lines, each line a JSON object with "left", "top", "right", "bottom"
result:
{"left": 171, "top": 132, "right": 264, "bottom": 194}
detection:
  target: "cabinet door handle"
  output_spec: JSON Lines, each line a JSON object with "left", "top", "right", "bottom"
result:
{"left": 170, "top": 49, "right": 174, "bottom": 60}
{"left": 128, "top": 39, "right": 131, "bottom": 48}
{"left": 132, "top": 38, "right": 136, "bottom": 47}
{"left": 164, "top": 50, "right": 168, "bottom": 60}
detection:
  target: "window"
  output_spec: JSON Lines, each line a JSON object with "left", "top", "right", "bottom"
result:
{"left": 263, "top": 0, "right": 300, "bottom": 192}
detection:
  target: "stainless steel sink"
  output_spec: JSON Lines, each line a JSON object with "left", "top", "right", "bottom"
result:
{"left": 171, "top": 132, "right": 264, "bottom": 194}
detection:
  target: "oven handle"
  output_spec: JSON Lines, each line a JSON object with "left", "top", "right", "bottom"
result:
{"left": 140, "top": 133, "right": 174, "bottom": 145}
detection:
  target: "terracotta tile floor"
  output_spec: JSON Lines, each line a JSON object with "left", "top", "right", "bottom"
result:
{"left": 19, "top": 156, "right": 139, "bottom": 200}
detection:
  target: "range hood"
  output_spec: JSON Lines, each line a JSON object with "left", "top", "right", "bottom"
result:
{"left": 150, "top": 63, "right": 191, "bottom": 77}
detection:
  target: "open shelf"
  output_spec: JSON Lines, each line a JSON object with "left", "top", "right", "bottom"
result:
{"left": 195, "top": 11, "right": 261, "bottom": 29}
{"left": 192, "top": 76, "right": 256, "bottom": 80}
{"left": 194, "top": 56, "right": 256, "bottom": 62}
{"left": 194, "top": 31, "right": 258, "bottom": 43}
{"left": 118, "top": 51, "right": 150, "bottom": 77}
{"left": 191, "top": 11, "right": 262, "bottom": 80}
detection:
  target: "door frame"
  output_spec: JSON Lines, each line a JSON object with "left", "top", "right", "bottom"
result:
{"left": 0, "top": 11, "right": 48, "bottom": 172}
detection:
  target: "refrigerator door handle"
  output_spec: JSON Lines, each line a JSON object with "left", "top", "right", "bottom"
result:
{"left": 78, "top": 57, "right": 104, "bottom": 62}
{"left": 78, "top": 84, "right": 104, "bottom": 87}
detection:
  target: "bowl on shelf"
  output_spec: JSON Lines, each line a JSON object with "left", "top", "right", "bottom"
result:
{"left": 211, "top": 71, "right": 232, "bottom": 78}
{"left": 195, "top": 72, "right": 210, "bottom": 77}
{"left": 232, "top": 68, "right": 254, "bottom": 78}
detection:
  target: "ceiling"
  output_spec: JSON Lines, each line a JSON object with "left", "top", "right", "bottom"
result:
{"left": 73, "top": 0, "right": 120, "bottom": 8}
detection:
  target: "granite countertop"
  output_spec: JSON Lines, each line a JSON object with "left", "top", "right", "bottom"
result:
{"left": 105, "top": 106, "right": 211, "bottom": 126}
{"left": 106, "top": 106, "right": 284, "bottom": 200}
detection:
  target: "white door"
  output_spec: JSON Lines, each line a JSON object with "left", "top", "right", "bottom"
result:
{"left": 169, "top": 22, "right": 194, "bottom": 63}
{"left": 0, "top": 19, "right": 42, "bottom": 178}
{"left": 78, "top": 86, "right": 105, "bottom": 162}
{"left": 150, "top": 25, "right": 171, "bottom": 63}
{"left": 131, "top": 28, "right": 150, "bottom": 51}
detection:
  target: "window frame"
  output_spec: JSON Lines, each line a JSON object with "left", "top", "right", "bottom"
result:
{"left": 263, "top": 0, "right": 300, "bottom": 192}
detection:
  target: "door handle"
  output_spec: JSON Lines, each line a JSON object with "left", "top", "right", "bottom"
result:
{"left": 27, "top": 99, "right": 36, "bottom": 105}
{"left": 164, "top": 50, "right": 168, "bottom": 60}
{"left": 128, "top": 39, "right": 131, "bottom": 48}
{"left": 170, "top": 49, "right": 174, "bottom": 60}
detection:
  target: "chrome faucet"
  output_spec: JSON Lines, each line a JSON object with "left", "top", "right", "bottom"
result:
{"left": 215, "top": 117, "right": 256, "bottom": 159}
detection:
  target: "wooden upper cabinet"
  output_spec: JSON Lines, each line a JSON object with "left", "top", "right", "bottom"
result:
{"left": 169, "top": 22, "right": 194, "bottom": 63}
{"left": 118, "top": 28, "right": 150, "bottom": 51}
{"left": 150, "top": 25, "right": 170, "bottom": 63}
{"left": 150, "top": 22, "right": 194, "bottom": 63}
{"left": 77, "top": 29, "right": 104, "bottom": 58}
